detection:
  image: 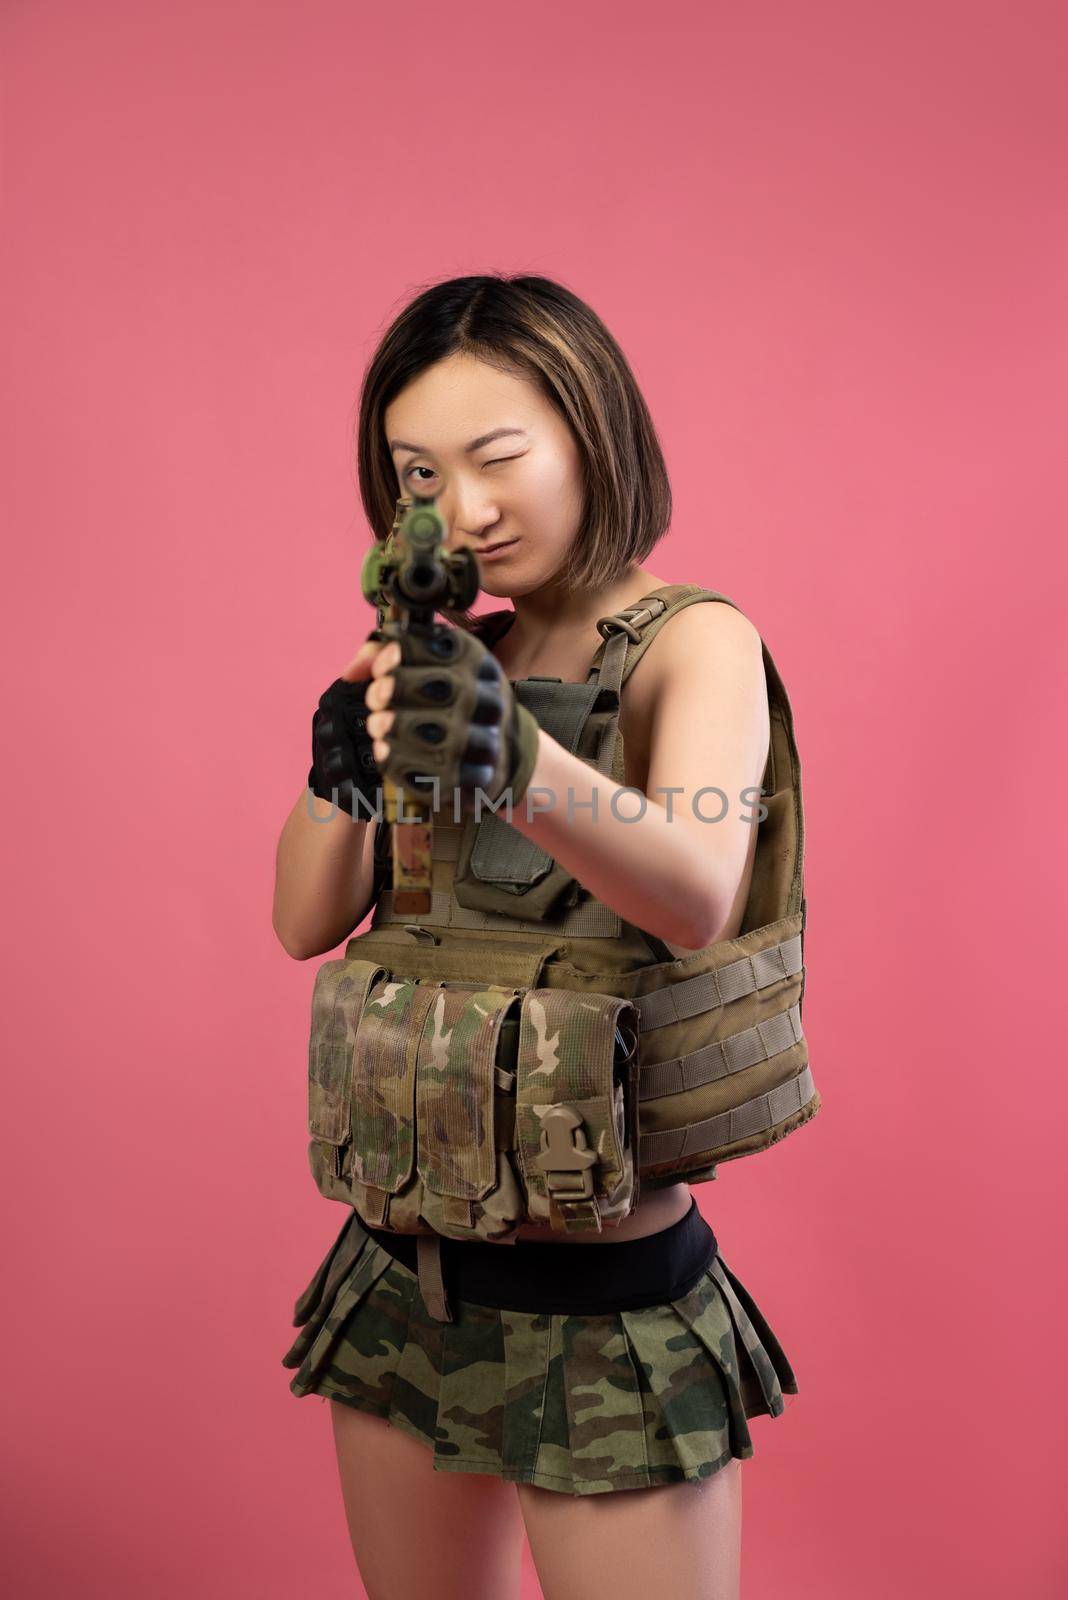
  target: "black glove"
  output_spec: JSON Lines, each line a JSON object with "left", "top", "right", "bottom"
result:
{"left": 308, "top": 677, "right": 382, "bottom": 819}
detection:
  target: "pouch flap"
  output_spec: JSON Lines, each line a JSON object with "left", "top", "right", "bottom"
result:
{"left": 308, "top": 958, "right": 386, "bottom": 1143}
{"left": 350, "top": 975, "right": 438, "bottom": 1194}
{"left": 515, "top": 990, "right": 638, "bottom": 1204}
{"left": 416, "top": 986, "right": 519, "bottom": 1202}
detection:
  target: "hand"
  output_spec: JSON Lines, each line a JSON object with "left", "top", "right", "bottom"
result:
{"left": 362, "top": 621, "right": 541, "bottom": 813}
{"left": 307, "top": 637, "right": 391, "bottom": 819}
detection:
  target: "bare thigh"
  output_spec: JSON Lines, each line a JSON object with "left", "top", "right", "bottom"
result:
{"left": 517, "top": 1459, "right": 743, "bottom": 1600}
{"left": 330, "top": 1401, "right": 526, "bottom": 1600}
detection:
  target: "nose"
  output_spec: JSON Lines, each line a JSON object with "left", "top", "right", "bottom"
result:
{"left": 447, "top": 481, "right": 502, "bottom": 546}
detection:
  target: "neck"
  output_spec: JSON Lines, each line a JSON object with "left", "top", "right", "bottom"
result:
{"left": 504, "top": 565, "right": 653, "bottom": 646}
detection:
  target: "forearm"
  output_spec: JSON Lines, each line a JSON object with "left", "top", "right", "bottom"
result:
{"left": 272, "top": 786, "right": 377, "bottom": 960}
{"left": 504, "top": 731, "right": 733, "bottom": 949}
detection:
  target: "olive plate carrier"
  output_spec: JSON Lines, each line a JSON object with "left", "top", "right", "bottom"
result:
{"left": 303, "top": 584, "right": 820, "bottom": 1319}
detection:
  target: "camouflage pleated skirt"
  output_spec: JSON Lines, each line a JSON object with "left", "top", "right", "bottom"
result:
{"left": 281, "top": 1206, "right": 799, "bottom": 1497}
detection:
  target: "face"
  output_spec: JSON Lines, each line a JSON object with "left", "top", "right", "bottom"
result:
{"left": 383, "top": 351, "right": 586, "bottom": 597}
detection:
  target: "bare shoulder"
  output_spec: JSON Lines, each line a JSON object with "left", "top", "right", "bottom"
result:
{"left": 652, "top": 597, "right": 762, "bottom": 667}
{"left": 622, "top": 598, "right": 765, "bottom": 741}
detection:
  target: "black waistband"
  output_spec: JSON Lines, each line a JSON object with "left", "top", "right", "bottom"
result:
{"left": 359, "top": 1197, "right": 718, "bottom": 1314}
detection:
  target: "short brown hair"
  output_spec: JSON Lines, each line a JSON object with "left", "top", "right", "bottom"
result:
{"left": 355, "top": 274, "right": 672, "bottom": 617}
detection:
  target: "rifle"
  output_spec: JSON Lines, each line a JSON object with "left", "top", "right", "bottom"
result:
{"left": 360, "top": 489, "right": 481, "bottom": 914}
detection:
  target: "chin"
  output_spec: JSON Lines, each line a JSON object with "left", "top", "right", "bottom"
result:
{"left": 475, "top": 576, "right": 513, "bottom": 600}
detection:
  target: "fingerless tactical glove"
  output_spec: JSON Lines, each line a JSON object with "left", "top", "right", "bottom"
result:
{"left": 308, "top": 677, "right": 383, "bottom": 819}
{"left": 375, "top": 621, "right": 541, "bottom": 813}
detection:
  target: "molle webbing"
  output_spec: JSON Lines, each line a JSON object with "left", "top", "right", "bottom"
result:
{"left": 633, "top": 934, "right": 803, "bottom": 1029}
{"left": 640, "top": 1065, "right": 816, "bottom": 1166}
{"left": 638, "top": 1002, "right": 803, "bottom": 1101}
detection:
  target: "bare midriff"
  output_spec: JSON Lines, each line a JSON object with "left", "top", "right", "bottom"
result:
{"left": 504, "top": 1180, "right": 694, "bottom": 1245}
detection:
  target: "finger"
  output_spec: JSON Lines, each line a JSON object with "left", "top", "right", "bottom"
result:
{"left": 458, "top": 760, "right": 496, "bottom": 790}
{"left": 370, "top": 641, "right": 403, "bottom": 677}
{"left": 364, "top": 673, "right": 395, "bottom": 711}
{"left": 469, "top": 678, "right": 504, "bottom": 725}
{"left": 339, "top": 637, "right": 386, "bottom": 683}
{"left": 462, "top": 724, "right": 500, "bottom": 766}
{"left": 365, "top": 709, "right": 395, "bottom": 738}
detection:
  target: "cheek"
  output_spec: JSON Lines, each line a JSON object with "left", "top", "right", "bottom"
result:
{"left": 515, "top": 455, "right": 582, "bottom": 526}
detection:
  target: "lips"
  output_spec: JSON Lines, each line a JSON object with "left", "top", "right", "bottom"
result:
{"left": 478, "top": 538, "right": 519, "bottom": 556}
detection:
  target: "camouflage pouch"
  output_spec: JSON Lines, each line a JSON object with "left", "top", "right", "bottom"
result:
{"left": 306, "top": 957, "right": 386, "bottom": 1205}
{"left": 305, "top": 954, "right": 641, "bottom": 1240}
{"left": 514, "top": 989, "right": 641, "bottom": 1232}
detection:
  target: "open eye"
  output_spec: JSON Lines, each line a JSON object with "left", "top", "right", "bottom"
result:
{"left": 404, "top": 465, "right": 438, "bottom": 485}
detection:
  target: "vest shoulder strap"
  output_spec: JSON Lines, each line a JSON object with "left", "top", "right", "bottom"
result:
{"left": 587, "top": 582, "right": 803, "bottom": 805}
{"left": 588, "top": 584, "right": 742, "bottom": 694}
{"left": 473, "top": 586, "right": 798, "bottom": 750}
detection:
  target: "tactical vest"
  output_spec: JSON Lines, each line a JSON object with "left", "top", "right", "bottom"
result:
{"left": 304, "top": 583, "right": 819, "bottom": 1318}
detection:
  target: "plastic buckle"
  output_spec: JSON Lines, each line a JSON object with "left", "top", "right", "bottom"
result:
{"left": 532, "top": 1105, "right": 597, "bottom": 1200}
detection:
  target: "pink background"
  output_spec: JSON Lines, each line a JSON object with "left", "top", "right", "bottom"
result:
{"left": 3, "top": 2, "right": 1065, "bottom": 1595}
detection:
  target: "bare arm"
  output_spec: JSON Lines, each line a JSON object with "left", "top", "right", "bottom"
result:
{"left": 272, "top": 636, "right": 387, "bottom": 960}
{"left": 481, "top": 603, "right": 770, "bottom": 950}
{"left": 272, "top": 792, "right": 380, "bottom": 960}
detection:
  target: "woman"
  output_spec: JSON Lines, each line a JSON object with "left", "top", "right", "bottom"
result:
{"left": 274, "top": 274, "right": 807, "bottom": 1600}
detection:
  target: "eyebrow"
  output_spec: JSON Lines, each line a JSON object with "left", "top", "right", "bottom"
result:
{"left": 388, "top": 426, "right": 529, "bottom": 458}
